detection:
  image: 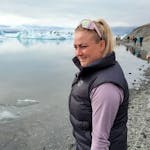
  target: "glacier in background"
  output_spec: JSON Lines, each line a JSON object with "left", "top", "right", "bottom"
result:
{"left": 0, "top": 24, "right": 136, "bottom": 41}
{"left": 0, "top": 25, "right": 73, "bottom": 40}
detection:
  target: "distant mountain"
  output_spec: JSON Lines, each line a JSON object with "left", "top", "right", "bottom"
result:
{"left": 111, "top": 26, "right": 137, "bottom": 36}
{"left": 123, "top": 23, "right": 150, "bottom": 44}
{"left": 125, "top": 23, "right": 150, "bottom": 38}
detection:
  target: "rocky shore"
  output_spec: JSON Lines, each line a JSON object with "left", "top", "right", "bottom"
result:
{"left": 121, "top": 23, "right": 150, "bottom": 150}
{"left": 127, "top": 66, "right": 150, "bottom": 150}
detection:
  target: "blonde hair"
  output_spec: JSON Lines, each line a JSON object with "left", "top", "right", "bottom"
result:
{"left": 75, "top": 18, "right": 114, "bottom": 57}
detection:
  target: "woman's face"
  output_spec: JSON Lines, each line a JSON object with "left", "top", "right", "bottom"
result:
{"left": 74, "top": 30, "right": 105, "bottom": 67}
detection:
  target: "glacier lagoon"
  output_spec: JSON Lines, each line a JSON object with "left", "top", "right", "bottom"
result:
{"left": 0, "top": 35, "right": 149, "bottom": 149}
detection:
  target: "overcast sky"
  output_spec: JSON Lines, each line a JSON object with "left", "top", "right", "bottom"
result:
{"left": 0, "top": 0, "right": 149, "bottom": 27}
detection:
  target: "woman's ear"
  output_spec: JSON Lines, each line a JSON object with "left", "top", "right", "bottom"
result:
{"left": 99, "top": 40, "right": 106, "bottom": 52}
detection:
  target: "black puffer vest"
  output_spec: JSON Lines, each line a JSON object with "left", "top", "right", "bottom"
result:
{"left": 69, "top": 52, "right": 129, "bottom": 150}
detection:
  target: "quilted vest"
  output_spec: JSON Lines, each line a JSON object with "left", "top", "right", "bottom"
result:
{"left": 69, "top": 52, "right": 129, "bottom": 150}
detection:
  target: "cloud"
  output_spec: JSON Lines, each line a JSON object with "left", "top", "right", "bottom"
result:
{"left": 0, "top": 0, "right": 150, "bottom": 27}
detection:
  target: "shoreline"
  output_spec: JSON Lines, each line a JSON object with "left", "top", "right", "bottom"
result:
{"left": 122, "top": 31, "right": 150, "bottom": 149}
{"left": 118, "top": 37, "right": 150, "bottom": 63}
{"left": 127, "top": 66, "right": 150, "bottom": 150}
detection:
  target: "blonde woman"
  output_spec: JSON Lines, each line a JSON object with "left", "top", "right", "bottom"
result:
{"left": 69, "top": 18, "right": 129, "bottom": 150}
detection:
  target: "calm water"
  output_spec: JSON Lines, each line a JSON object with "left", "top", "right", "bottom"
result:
{"left": 0, "top": 38, "right": 149, "bottom": 150}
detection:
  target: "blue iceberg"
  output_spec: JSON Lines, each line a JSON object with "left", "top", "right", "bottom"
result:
{"left": 0, "top": 24, "right": 73, "bottom": 40}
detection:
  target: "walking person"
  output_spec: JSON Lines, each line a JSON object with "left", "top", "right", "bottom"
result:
{"left": 69, "top": 18, "right": 129, "bottom": 150}
{"left": 139, "top": 36, "right": 144, "bottom": 47}
{"left": 133, "top": 36, "right": 137, "bottom": 46}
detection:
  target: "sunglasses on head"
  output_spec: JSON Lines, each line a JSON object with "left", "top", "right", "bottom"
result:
{"left": 80, "top": 19, "right": 102, "bottom": 39}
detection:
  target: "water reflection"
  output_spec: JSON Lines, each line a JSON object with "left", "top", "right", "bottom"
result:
{"left": 125, "top": 45, "right": 149, "bottom": 62}
{"left": 115, "top": 45, "right": 148, "bottom": 88}
{"left": 0, "top": 36, "right": 68, "bottom": 48}
{"left": 0, "top": 38, "right": 149, "bottom": 89}
{"left": 18, "top": 38, "right": 66, "bottom": 47}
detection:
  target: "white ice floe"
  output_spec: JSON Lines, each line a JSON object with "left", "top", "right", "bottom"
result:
{"left": 16, "top": 99, "right": 39, "bottom": 107}
{"left": 0, "top": 110, "right": 18, "bottom": 120}
{"left": 0, "top": 25, "right": 73, "bottom": 40}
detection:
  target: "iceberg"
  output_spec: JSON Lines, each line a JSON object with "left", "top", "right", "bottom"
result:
{"left": 17, "top": 30, "right": 72, "bottom": 40}
{"left": 0, "top": 24, "right": 73, "bottom": 40}
{"left": 15, "top": 99, "right": 39, "bottom": 107}
{"left": 0, "top": 110, "right": 18, "bottom": 121}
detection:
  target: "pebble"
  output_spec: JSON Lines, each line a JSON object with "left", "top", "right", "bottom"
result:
{"left": 127, "top": 67, "right": 150, "bottom": 150}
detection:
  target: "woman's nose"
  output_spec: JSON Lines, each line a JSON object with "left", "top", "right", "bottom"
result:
{"left": 75, "top": 47, "right": 83, "bottom": 56}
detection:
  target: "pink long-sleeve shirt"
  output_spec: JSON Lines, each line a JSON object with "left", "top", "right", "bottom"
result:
{"left": 90, "top": 83, "right": 124, "bottom": 150}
